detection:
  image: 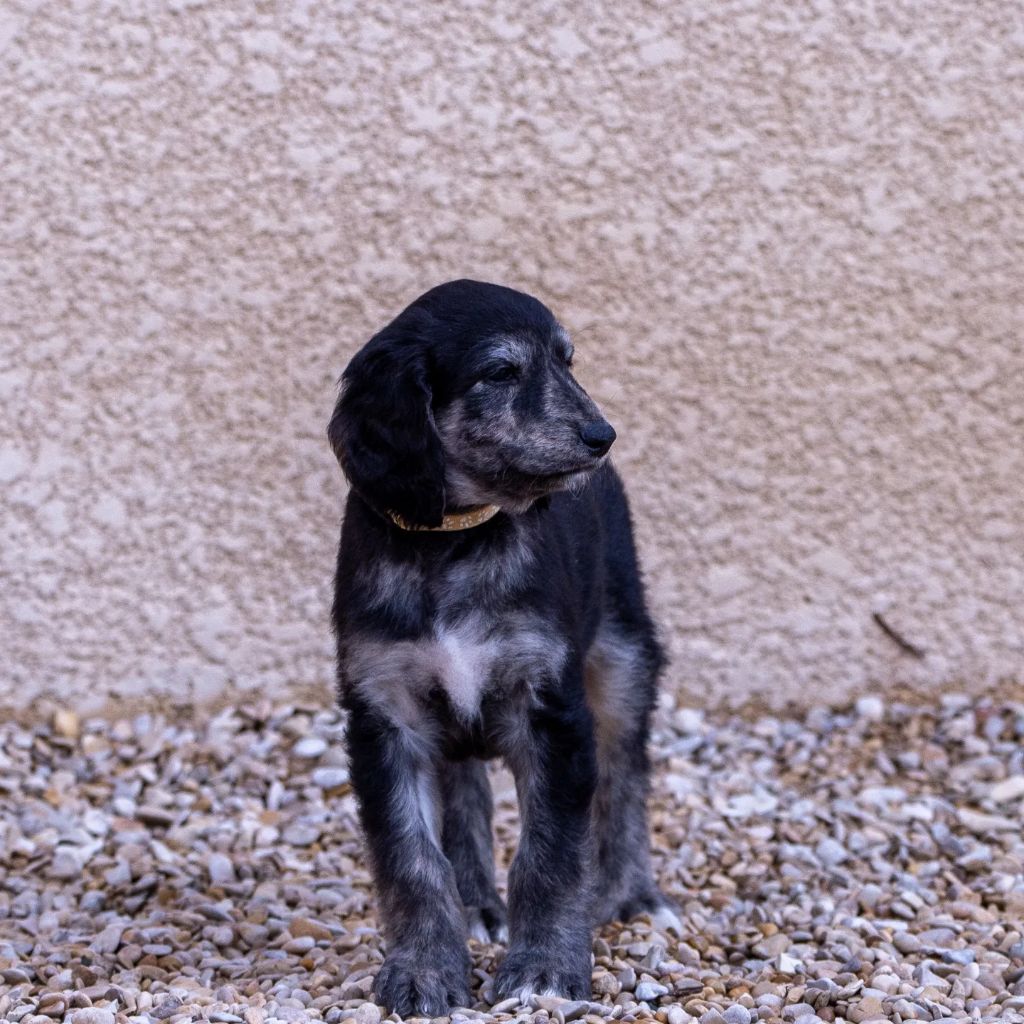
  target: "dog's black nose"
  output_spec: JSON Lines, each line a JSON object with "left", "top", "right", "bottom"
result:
{"left": 580, "top": 420, "right": 616, "bottom": 456}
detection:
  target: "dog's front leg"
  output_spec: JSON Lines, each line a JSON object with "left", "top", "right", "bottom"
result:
{"left": 440, "top": 757, "right": 508, "bottom": 943}
{"left": 344, "top": 695, "right": 470, "bottom": 1016}
{"left": 495, "top": 681, "right": 598, "bottom": 1002}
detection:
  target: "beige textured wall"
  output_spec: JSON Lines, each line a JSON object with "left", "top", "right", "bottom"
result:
{"left": 2, "top": 1, "right": 1023, "bottom": 718}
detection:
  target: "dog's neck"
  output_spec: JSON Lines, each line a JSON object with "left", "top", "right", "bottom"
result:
{"left": 387, "top": 504, "right": 502, "bottom": 532}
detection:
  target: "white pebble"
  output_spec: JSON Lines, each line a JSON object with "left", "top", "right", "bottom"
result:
{"left": 208, "top": 852, "right": 236, "bottom": 886}
{"left": 311, "top": 767, "right": 348, "bottom": 789}
{"left": 990, "top": 775, "right": 1024, "bottom": 803}
{"left": 292, "top": 736, "right": 327, "bottom": 758}
{"left": 855, "top": 695, "right": 885, "bottom": 721}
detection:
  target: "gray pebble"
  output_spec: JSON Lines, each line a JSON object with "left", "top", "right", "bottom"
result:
{"left": 782, "top": 1005, "right": 817, "bottom": 1020}
{"left": 68, "top": 1012, "right": 116, "bottom": 1024}
{"left": 282, "top": 822, "right": 322, "bottom": 846}
{"left": 941, "top": 948, "right": 975, "bottom": 965}
{"left": 894, "top": 932, "right": 921, "bottom": 954}
{"left": 634, "top": 981, "right": 668, "bottom": 1001}
{"left": 90, "top": 923, "right": 124, "bottom": 955}
{"left": 49, "top": 849, "right": 82, "bottom": 880}
{"left": 815, "top": 837, "right": 848, "bottom": 866}
{"left": 722, "top": 1007, "right": 752, "bottom": 1024}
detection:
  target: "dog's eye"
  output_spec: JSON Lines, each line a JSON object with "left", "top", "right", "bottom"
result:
{"left": 564, "top": 351, "right": 575, "bottom": 368}
{"left": 485, "top": 364, "right": 519, "bottom": 384}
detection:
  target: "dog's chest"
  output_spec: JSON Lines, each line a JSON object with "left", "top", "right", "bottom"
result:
{"left": 346, "top": 613, "right": 563, "bottom": 723}
{"left": 348, "top": 538, "right": 564, "bottom": 721}
{"left": 425, "top": 606, "right": 567, "bottom": 717}
{"left": 428, "top": 617, "right": 503, "bottom": 717}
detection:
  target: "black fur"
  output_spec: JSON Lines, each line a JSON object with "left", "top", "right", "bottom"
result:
{"left": 328, "top": 280, "right": 675, "bottom": 1015}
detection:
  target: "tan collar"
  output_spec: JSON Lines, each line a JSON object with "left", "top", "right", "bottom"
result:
{"left": 387, "top": 504, "right": 502, "bottom": 532}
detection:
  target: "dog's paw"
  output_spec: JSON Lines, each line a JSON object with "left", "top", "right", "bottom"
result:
{"left": 648, "top": 898, "right": 684, "bottom": 936}
{"left": 494, "top": 948, "right": 591, "bottom": 1003}
{"left": 597, "top": 888, "right": 683, "bottom": 934}
{"left": 374, "top": 948, "right": 471, "bottom": 1016}
{"left": 465, "top": 899, "right": 508, "bottom": 944}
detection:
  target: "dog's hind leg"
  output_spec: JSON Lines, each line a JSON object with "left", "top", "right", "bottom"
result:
{"left": 585, "top": 623, "right": 681, "bottom": 932}
{"left": 440, "top": 757, "right": 507, "bottom": 943}
{"left": 344, "top": 694, "right": 471, "bottom": 1016}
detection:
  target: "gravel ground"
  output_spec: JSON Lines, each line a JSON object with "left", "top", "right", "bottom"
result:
{"left": 2, "top": 693, "right": 1024, "bottom": 1024}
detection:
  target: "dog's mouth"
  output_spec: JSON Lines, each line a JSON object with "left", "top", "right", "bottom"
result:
{"left": 519, "top": 459, "right": 604, "bottom": 495}
{"left": 525, "top": 450, "right": 609, "bottom": 479}
{"left": 444, "top": 448, "right": 607, "bottom": 512}
{"left": 532, "top": 467, "right": 591, "bottom": 484}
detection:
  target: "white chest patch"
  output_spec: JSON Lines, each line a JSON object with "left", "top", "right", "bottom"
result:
{"left": 433, "top": 619, "right": 501, "bottom": 718}
{"left": 344, "top": 614, "right": 567, "bottom": 726}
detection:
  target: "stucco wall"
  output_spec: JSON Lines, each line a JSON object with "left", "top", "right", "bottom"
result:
{"left": 2, "top": 0, "right": 1022, "bottom": 718}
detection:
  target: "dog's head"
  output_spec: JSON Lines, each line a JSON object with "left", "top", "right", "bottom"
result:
{"left": 328, "top": 279, "right": 615, "bottom": 527}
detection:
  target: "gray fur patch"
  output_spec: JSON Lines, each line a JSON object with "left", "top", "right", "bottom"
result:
{"left": 345, "top": 616, "right": 567, "bottom": 725}
{"left": 584, "top": 623, "right": 654, "bottom": 750}
{"left": 350, "top": 527, "right": 535, "bottom": 631}
{"left": 435, "top": 530, "right": 534, "bottom": 603}
{"left": 356, "top": 557, "right": 424, "bottom": 614}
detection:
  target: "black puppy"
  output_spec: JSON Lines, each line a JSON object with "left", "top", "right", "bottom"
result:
{"left": 327, "top": 280, "right": 676, "bottom": 1015}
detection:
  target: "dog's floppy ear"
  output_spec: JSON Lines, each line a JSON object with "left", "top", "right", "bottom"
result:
{"left": 327, "top": 310, "right": 446, "bottom": 528}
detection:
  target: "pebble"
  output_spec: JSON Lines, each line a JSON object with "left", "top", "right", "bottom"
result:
{"left": 857, "top": 883, "right": 882, "bottom": 910}
{"left": 776, "top": 953, "right": 804, "bottom": 974}
{"left": 720, "top": 1007, "right": 751, "bottom": 1024}
{"left": 68, "top": 1012, "right": 116, "bottom": 1024}
{"left": 91, "top": 923, "right": 124, "bottom": 955}
{"left": 675, "top": 708, "right": 705, "bottom": 735}
{"left": 990, "top": 775, "right": 1024, "bottom": 802}
{"left": 616, "top": 967, "right": 637, "bottom": 990}
{"left": 0, "top": 697, "right": 1020, "bottom": 1024}
{"left": 781, "top": 1006, "right": 814, "bottom": 1020}
{"left": 847, "top": 995, "right": 884, "bottom": 1022}
{"left": 289, "top": 916, "right": 333, "bottom": 941}
{"left": 136, "top": 804, "right": 175, "bottom": 827}
{"left": 311, "top": 767, "right": 349, "bottom": 789}
{"left": 634, "top": 981, "right": 668, "bottom": 1001}
{"left": 207, "top": 852, "right": 236, "bottom": 886}
{"left": 870, "top": 973, "right": 900, "bottom": 994}
{"left": 292, "top": 736, "right": 328, "bottom": 758}
{"left": 282, "top": 822, "right": 323, "bottom": 846}
{"left": 49, "top": 848, "right": 83, "bottom": 879}
{"left": 894, "top": 932, "right": 921, "bottom": 954}
{"left": 53, "top": 708, "right": 81, "bottom": 739}
{"left": 941, "top": 948, "right": 975, "bottom": 965}
{"left": 958, "top": 808, "right": 1016, "bottom": 833}
{"left": 854, "top": 696, "right": 885, "bottom": 721}
{"left": 815, "top": 837, "right": 848, "bottom": 866}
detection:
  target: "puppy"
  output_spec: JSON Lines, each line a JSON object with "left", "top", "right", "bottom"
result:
{"left": 327, "top": 280, "right": 676, "bottom": 1016}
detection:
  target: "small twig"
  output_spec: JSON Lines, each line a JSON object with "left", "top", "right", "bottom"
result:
{"left": 873, "top": 612, "right": 926, "bottom": 660}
